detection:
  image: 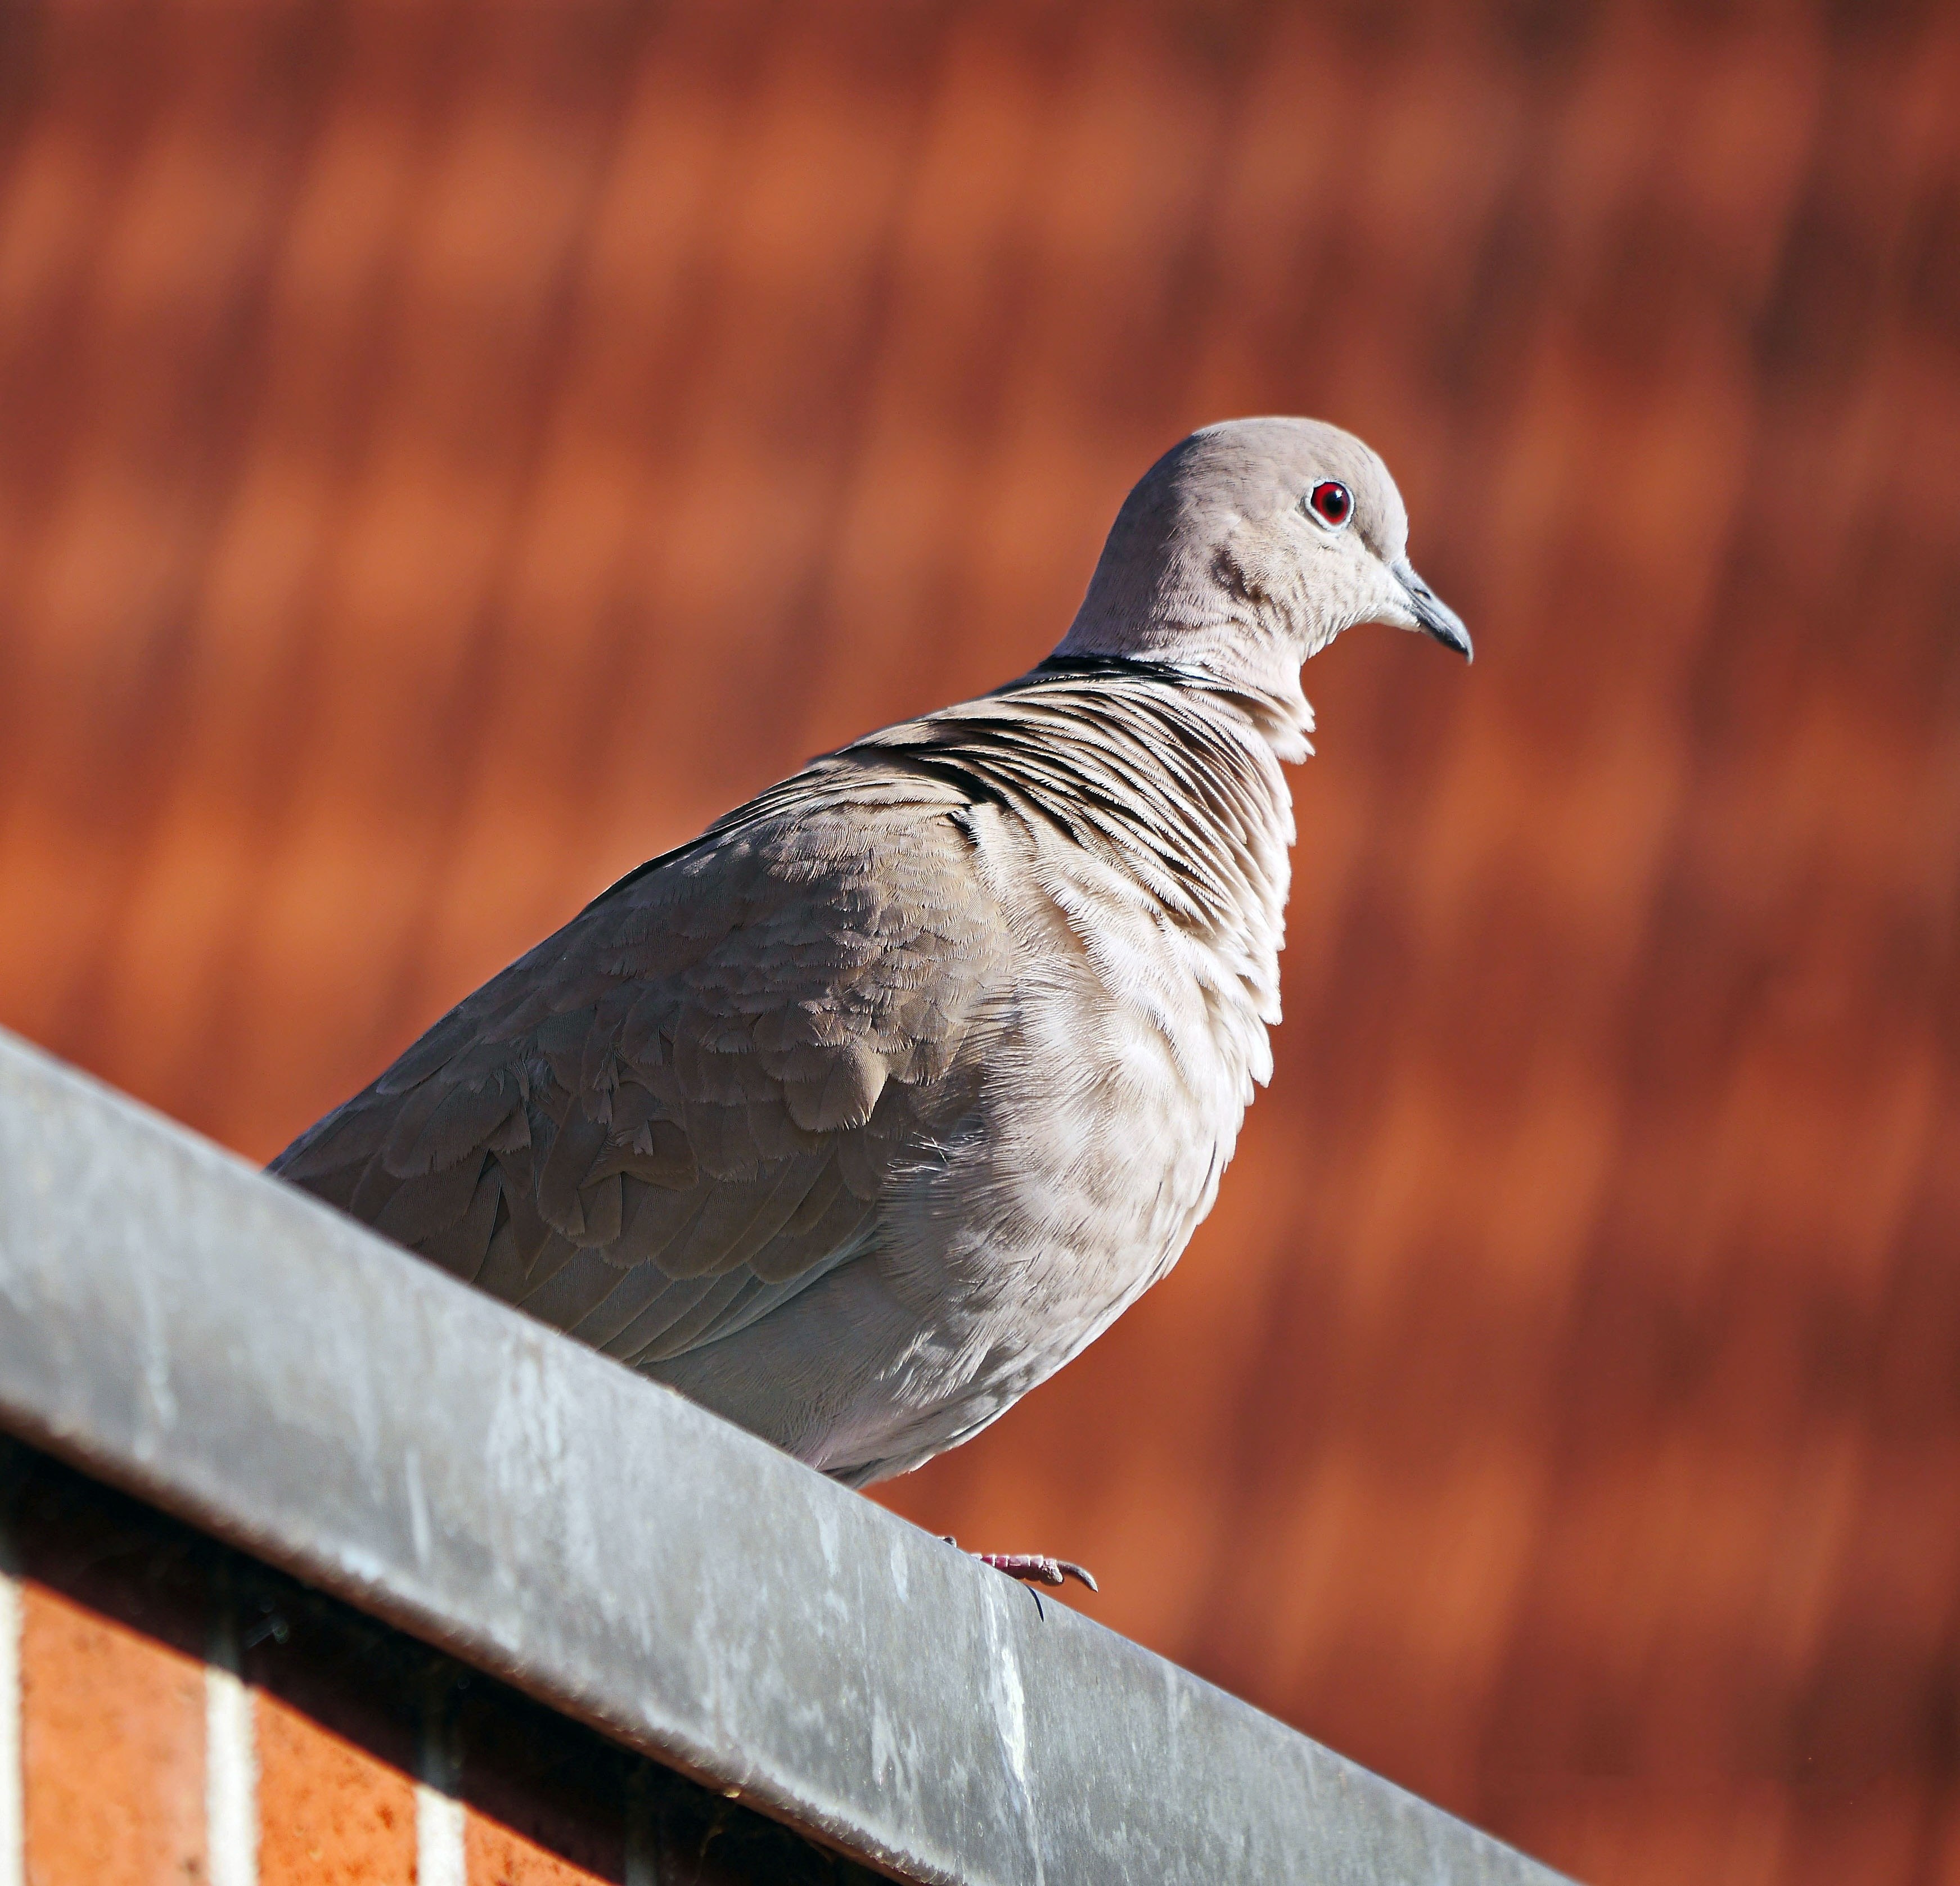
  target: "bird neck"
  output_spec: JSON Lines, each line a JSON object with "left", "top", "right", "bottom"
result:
{"left": 878, "top": 663, "right": 1299, "bottom": 976}
{"left": 1025, "top": 651, "right": 1315, "bottom": 766}
{"left": 1051, "top": 618, "right": 1317, "bottom": 761}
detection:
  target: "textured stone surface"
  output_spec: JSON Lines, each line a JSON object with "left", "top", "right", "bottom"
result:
{"left": 255, "top": 1693, "right": 417, "bottom": 1886}
{"left": 19, "top": 1585, "right": 206, "bottom": 1886}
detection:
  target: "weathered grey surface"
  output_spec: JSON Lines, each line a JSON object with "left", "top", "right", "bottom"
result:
{"left": 0, "top": 1029, "right": 1566, "bottom": 1885}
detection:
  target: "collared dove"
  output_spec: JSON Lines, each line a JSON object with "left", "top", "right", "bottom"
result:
{"left": 273, "top": 417, "right": 1470, "bottom": 1523}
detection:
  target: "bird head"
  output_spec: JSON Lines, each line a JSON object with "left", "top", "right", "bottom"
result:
{"left": 1056, "top": 417, "right": 1470, "bottom": 736}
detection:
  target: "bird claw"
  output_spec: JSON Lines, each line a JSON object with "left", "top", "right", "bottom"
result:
{"left": 942, "top": 1538, "right": 1098, "bottom": 1592}
{"left": 980, "top": 1553, "right": 1100, "bottom": 1592}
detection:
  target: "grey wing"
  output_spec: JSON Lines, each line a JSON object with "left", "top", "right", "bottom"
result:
{"left": 271, "top": 782, "right": 1007, "bottom": 1371}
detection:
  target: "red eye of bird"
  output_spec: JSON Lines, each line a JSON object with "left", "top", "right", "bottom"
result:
{"left": 1307, "top": 480, "right": 1353, "bottom": 529}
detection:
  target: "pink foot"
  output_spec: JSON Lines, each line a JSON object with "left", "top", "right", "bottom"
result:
{"left": 943, "top": 1538, "right": 1098, "bottom": 1592}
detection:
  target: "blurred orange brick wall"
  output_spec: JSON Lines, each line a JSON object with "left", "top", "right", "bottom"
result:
{"left": 2, "top": 4, "right": 1957, "bottom": 1883}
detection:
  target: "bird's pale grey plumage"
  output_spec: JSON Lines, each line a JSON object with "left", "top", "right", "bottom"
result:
{"left": 272, "top": 417, "right": 1468, "bottom": 1485}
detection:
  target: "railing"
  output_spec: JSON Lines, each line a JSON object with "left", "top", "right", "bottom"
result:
{"left": 0, "top": 1030, "right": 1567, "bottom": 1885}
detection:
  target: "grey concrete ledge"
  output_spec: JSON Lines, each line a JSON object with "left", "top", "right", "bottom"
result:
{"left": 0, "top": 1029, "right": 1566, "bottom": 1885}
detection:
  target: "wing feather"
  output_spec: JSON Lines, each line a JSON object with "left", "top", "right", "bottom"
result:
{"left": 269, "top": 774, "right": 1006, "bottom": 1374}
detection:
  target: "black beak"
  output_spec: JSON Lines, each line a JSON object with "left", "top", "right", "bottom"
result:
{"left": 1393, "top": 560, "right": 1472, "bottom": 661}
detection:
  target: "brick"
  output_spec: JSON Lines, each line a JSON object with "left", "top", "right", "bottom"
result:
{"left": 464, "top": 1809, "right": 608, "bottom": 1886}
{"left": 255, "top": 1688, "right": 416, "bottom": 1886}
{"left": 19, "top": 1581, "right": 204, "bottom": 1886}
